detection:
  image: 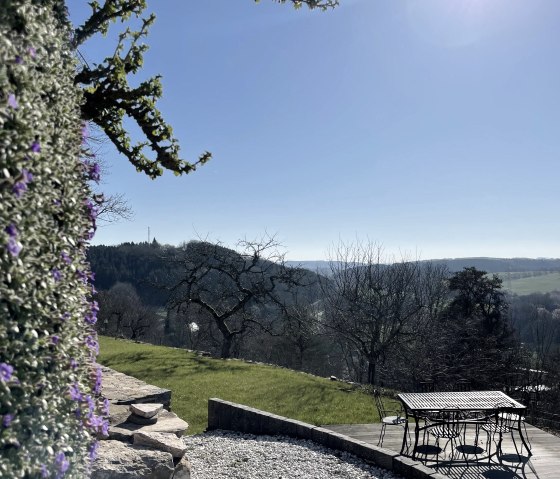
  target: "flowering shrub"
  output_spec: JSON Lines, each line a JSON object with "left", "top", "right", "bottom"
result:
{"left": 0, "top": 2, "right": 105, "bottom": 477}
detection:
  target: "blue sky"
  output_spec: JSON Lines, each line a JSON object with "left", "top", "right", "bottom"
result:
{"left": 69, "top": 0, "right": 560, "bottom": 261}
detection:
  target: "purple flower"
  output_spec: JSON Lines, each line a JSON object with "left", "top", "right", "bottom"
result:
{"left": 2, "top": 413, "right": 14, "bottom": 427}
{"left": 22, "top": 169, "right": 33, "bottom": 183}
{"left": 87, "top": 162, "right": 101, "bottom": 182}
{"left": 84, "top": 394, "right": 95, "bottom": 414}
{"left": 89, "top": 441, "right": 99, "bottom": 461}
{"left": 12, "top": 181, "right": 27, "bottom": 197}
{"left": 51, "top": 268, "right": 62, "bottom": 282}
{"left": 81, "top": 123, "right": 88, "bottom": 143}
{"left": 84, "top": 311, "right": 97, "bottom": 325}
{"left": 7, "top": 237, "right": 22, "bottom": 257}
{"left": 12, "top": 169, "right": 33, "bottom": 198}
{"left": 70, "top": 358, "right": 78, "bottom": 369}
{"left": 53, "top": 199, "right": 61, "bottom": 206}
{"left": 61, "top": 312, "right": 71, "bottom": 322}
{"left": 51, "top": 335, "right": 60, "bottom": 345}
{"left": 93, "top": 367, "right": 102, "bottom": 394}
{"left": 68, "top": 383, "right": 81, "bottom": 401}
{"left": 15, "top": 55, "right": 23, "bottom": 64}
{"left": 5, "top": 224, "right": 17, "bottom": 238}
{"left": 30, "top": 141, "right": 41, "bottom": 153}
{"left": 101, "top": 398, "right": 110, "bottom": 415}
{"left": 40, "top": 464, "right": 48, "bottom": 478}
{"left": 0, "top": 363, "right": 14, "bottom": 382}
{"left": 28, "top": 47, "right": 36, "bottom": 58}
{"left": 55, "top": 451, "right": 69, "bottom": 474}
{"left": 61, "top": 251, "right": 72, "bottom": 264}
{"left": 85, "top": 335, "right": 99, "bottom": 354}
{"left": 101, "top": 418, "right": 109, "bottom": 436}
{"left": 7, "top": 94, "right": 18, "bottom": 109}
{"left": 88, "top": 414, "right": 109, "bottom": 436}
{"left": 76, "top": 269, "right": 88, "bottom": 283}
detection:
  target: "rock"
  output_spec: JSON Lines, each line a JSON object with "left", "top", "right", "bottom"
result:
{"left": 133, "top": 431, "right": 188, "bottom": 458}
{"left": 330, "top": 375, "right": 338, "bottom": 381}
{"left": 110, "top": 409, "right": 189, "bottom": 442}
{"left": 131, "top": 403, "right": 163, "bottom": 419}
{"left": 100, "top": 365, "right": 171, "bottom": 408}
{"left": 172, "top": 455, "right": 192, "bottom": 479}
{"left": 91, "top": 440, "right": 174, "bottom": 479}
{"left": 129, "top": 414, "right": 159, "bottom": 426}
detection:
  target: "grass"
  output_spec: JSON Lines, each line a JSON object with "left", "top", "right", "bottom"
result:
{"left": 98, "top": 336, "right": 395, "bottom": 435}
{"left": 498, "top": 272, "right": 560, "bottom": 295}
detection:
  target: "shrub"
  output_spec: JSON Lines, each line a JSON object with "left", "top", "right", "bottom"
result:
{"left": 0, "top": 2, "right": 104, "bottom": 477}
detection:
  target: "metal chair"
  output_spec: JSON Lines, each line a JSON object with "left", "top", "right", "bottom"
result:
{"left": 481, "top": 402, "right": 530, "bottom": 463}
{"left": 426, "top": 408, "right": 465, "bottom": 467}
{"left": 454, "top": 379, "right": 472, "bottom": 392}
{"left": 418, "top": 379, "right": 435, "bottom": 392}
{"left": 373, "top": 389, "right": 407, "bottom": 447}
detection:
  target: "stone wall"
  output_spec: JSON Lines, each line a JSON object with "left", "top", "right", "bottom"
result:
{"left": 208, "top": 398, "right": 450, "bottom": 479}
{"left": 91, "top": 366, "right": 191, "bottom": 479}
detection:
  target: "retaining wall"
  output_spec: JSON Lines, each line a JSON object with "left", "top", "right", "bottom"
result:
{"left": 207, "top": 398, "right": 449, "bottom": 479}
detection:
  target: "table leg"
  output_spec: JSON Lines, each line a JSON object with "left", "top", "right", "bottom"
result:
{"left": 411, "top": 414, "right": 420, "bottom": 460}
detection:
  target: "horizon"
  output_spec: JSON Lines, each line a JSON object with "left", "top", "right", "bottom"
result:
{"left": 89, "top": 241, "right": 560, "bottom": 263}
{"left": 70, "top": 1, "right": 560, "bottom": 261}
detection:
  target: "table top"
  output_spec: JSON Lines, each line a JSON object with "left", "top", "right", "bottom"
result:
{"left": 398, "top": 390, "right": 526, "bottom": 411}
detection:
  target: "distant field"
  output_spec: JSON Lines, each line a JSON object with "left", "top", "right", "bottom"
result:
{"left": 497, "top": 272, "right": 560, "bottom": 295}
{"left": 98, "top": 337, "right": 389, "bottom": 435}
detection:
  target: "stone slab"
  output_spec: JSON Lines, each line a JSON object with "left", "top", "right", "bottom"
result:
{"left": 100, "top": 365, "right": 171, "bottom": 408}
{"left": 109, "top": 409, "right": 189, "bottom": 442}
{"left": 91, "top": 440, "right": 174, "bottom": 479}
{"left": 131, "top": 403, "right": 163, "bottom": 419}
{"left": 133, "top": 431, "right": 188, "bottom": 458}
{"left": 129, "top": 414, "right": 159, "bottom": 426}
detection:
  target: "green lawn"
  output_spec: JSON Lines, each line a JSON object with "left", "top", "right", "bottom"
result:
{"left": 499, "top": 272, "right": 560, "bottom": 295}
{"left": 99, "top": 336, "right": 393, "bottom": 435}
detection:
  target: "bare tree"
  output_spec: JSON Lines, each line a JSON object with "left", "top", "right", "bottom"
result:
{"left": 322, "top": 241, "right": 448, "bottom": 385}
{"left": 82, "top": 122, "right": 135, "bottom": 224}
{"left": 166, "top": 236, "right": 305, "bottom": 358}
{"left": 279, "top": 299, "right": 323, "bottom": 370}
{"left": 97, "top": 282, "right": 158, "bottom": 340}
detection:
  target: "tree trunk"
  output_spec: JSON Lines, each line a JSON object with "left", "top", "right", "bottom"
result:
{"left": 367, "top": 360, "right": 376, "bottom": 385}
{"left": 221, "top": 335, "right": 233, "bottom": 358}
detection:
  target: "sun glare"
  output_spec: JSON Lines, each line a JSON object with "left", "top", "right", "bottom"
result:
{"left": 406, "top": 0, "right": 502, "bottom": 47}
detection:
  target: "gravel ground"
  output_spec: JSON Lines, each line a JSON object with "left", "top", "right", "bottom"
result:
{"left": 182, "top": 430, "right": 402, "bottom": 479}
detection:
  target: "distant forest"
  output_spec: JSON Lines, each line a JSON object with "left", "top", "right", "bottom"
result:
{"left": 289, "top": 257, "right": 560, "bottom": 275}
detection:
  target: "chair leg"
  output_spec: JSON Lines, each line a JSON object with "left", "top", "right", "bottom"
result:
{"left": 378, "top": 423, "right": 386, "bottom": 446}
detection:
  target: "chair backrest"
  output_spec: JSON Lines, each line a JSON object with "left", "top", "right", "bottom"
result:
{"left": 373, "top": 389, "right": 388, "bottom": 419}
{"left": 454, "top": 379, "right": 471, "bottom": 392}
{"left": 418, "top": 380, "right": 435, "bottom": 393}
{"left": 494, "top": 401, "right": 518, "bottom": 429}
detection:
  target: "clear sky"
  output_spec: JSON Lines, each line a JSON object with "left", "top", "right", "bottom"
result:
{"left": 69, "top": 0, "right": 560, "bottom": 261}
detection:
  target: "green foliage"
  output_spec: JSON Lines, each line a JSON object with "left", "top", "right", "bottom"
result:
{"left": 98, "top": 336, "right": 377, "bottom": 435}
{"left": 75, "top": 0, "right": 211, "bottom": 179}
{"left": 74, "top": 0, "right": 339, "bottom": 179}
{"left": 0, "top": 2, "right": 104, "bottom": 477}
{"left": 438, "top": 267, "right": 520, "bottom": 389}
{"left": 257, "top": 0, "right": 339, "bottom": 11}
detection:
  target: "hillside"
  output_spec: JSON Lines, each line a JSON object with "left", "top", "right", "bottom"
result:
{"left": 88, "top": 241, "right": 323, "bottom": 307}
{"left": 98, "top": 336, "right": 385, "bottom": 434}
{"left": 499, "top": 272, "right": 560, "bottom": 295}
{"left": 88, "top": 244, "right": 560, "bottom": 301}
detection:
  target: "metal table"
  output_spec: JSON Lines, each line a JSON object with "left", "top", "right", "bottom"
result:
{"left": 398, "top": 391, "right": 530, "bottom": 460}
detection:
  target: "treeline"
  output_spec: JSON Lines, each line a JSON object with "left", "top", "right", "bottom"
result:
{"left": 88, "top": 240, "right": 560, "bottom": 396}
